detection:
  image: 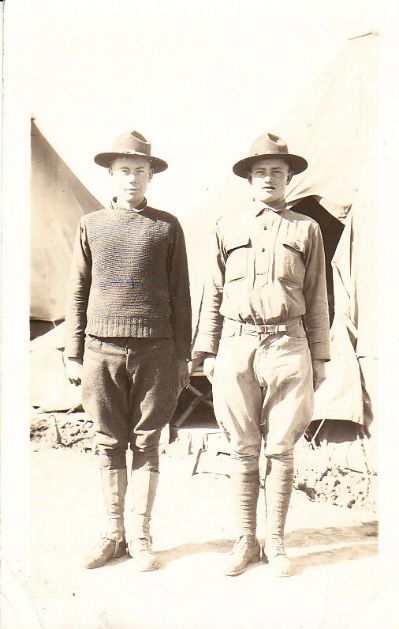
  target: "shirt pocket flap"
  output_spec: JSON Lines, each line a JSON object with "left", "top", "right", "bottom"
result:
{"left": 224, "top": 234, "right": 250, "bottom": 281}
{"left": 282, "top": 239, "right": 305, "bottom": 256}
{"left": 224, "top": 234, "right": 250, "bottom": 253}
{"left": 279, "top": 239, "right": 306, "bottom": 285}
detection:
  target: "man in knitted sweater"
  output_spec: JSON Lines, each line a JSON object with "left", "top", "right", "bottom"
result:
{"left": 65, "top": 130, "right": 191, "bottom": 570}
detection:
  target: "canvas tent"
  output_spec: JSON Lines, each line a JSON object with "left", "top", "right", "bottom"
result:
{"left": 275, "top": 32, "right": 378, "bottom": 436}
{"left": 184, "top": 33, "right": 378, "bottom": 439}
{"left": 30, "top": 121, "right": 101, "bottom": 409}
{"left": 31, "top": 120, "right": 102, "bottom": 322}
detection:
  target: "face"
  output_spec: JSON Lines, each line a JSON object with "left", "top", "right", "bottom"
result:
{"left": 109, "top": 155, "right": 153, "bottom": 206}
{"left": 249, "top": 157, "right": 292, "bottom": 205}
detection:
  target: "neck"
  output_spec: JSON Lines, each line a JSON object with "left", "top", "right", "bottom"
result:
{"left": 263, "top": 198, "right": 286, "bottom": 211}
{"left": 113, "top": 196, "right": 146, "bottom": 210}
{"left": 253, "top": 197, "right": 287, "bottom": 212}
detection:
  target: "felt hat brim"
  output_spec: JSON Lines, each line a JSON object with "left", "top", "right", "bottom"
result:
{"left": 233, "top": 153, "right": 308, "bottom": 178}
{"left": 94, "top": 151, "right": 168, "bottom": 173}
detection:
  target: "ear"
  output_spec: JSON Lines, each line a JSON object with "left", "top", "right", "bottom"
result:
{"left": 247, "top": 171, "right": 253, "bottom": 184}
{"left": 149, "top": 168, "right": 154, "bottom": 181}
{"left": 108, "top": 166, "right": 113, "bottom": 176}
{"left": 286, "top": 170, "right": 293, "bottom": 185}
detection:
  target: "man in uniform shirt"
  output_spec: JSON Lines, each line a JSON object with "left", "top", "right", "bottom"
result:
{"left": 65, "top": 130, "right": 191, "bottom": 570}
{"left": 192, "top": 132, "right": 330, "bottom": 577}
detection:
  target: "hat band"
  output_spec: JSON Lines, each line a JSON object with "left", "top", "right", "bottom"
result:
{"left": 252, "top": 149, "right": 288, "bottom": 157}
{"left": 120, "top": 149, "right": 150, "bottom": 155}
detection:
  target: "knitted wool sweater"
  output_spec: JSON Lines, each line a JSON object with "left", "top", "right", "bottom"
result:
{"left": 65, "top": 200, "right": 192, "bottom": 360}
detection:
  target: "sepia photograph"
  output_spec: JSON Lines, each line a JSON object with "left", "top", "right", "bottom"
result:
{"left": 1, "top": 0, "right": 398, "bottom": 627}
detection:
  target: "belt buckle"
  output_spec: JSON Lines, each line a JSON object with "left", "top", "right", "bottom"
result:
{"left": 253, "top": 322, "right": 270, "bottom": 336}
{"left": 253, "top": 322, "right": 265, "bottom": 335}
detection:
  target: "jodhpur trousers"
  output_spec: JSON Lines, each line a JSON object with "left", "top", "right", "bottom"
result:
{"left": 82, "top": 336, "right": 179, "bottom": 471}
{"left": 212, "top": 319, "right": 314, "bottom": 474}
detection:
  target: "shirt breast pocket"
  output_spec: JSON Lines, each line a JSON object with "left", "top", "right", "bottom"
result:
{"left": 224, "top": 236, "right": 250, "bottom": 283}
{"left": 278, "top": 239, "right": 305, "bottom": 286}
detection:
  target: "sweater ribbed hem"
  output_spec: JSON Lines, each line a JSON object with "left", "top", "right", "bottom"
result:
{"left": 86, "top": 316, "right": 173, "bottom": 339}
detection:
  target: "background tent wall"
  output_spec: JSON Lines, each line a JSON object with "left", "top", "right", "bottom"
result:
{"left": 274, "top": 32, "right": 378, "bottom": 217}
{"left": 30, "top": 120, "right": 102, "bottom": 322}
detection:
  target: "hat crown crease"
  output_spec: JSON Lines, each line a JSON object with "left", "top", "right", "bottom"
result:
{"left": 232, "top": 131, "right": 308, "bottom": 178}
{"left": 93, "top": 128, "right": 168, "bottom": 172}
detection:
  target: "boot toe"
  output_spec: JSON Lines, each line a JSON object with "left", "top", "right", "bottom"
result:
{"left": 224, "top": 537, "right": 261, "bottom": 576}
{"left": 136, "top": 555, "right": 160, "bottom": 572}
{"left": 268, "top": 553, "right": 294, "bottom": 577}
{"left": 82, "top": 538, "right": 126, "bottom": 569}
{"left": 128, "top": 539, "right": 160, "bottom": 571}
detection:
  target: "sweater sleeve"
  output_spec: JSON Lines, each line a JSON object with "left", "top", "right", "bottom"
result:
{"left": 64, "top": 219, "right": 92, "bottom": 359}
{"left": 167, "top": 218, "right": 192, "bottom": 360}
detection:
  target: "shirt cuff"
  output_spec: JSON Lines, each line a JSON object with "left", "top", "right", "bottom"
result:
{"left": 191, "top": 351, "right": 216, "bottom": 360}
{"left": 191, "top": 333, "right": 220, "bottom": 357}
{"left": 65, "top": 339, "right": 85, "bottom": 361}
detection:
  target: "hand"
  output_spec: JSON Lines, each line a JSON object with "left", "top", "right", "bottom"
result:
{"left": 66, "top": 357, "right": 83, "bottom": 385}
{"left": 203, "top": 356, "right": 216, "bottom": 383}
{"left": 177, "top": 359, "right": 190, "bottom": 391}
{"left": 312, "top": 359, "right": 326, "bottom": 391}
{"left": 188, "top": 356, "right": 203, "bottom": 375}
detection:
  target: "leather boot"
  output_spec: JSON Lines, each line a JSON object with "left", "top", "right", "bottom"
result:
{"left": 225, "top": 535, "right": 261, "bottom": 576}
{"left": 264, "top": 452, "right": 295, "bottom": 577}
{"left": 82, "top": 468, "right": 128, "bottom": 569}
{"left": 127, "top": 469, "right": 160, "bottom": 571}
{"left": 225, "top": 471, "right": 261, "bottom": 576}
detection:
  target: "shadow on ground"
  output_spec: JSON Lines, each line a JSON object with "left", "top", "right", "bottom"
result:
{"left": 110, "top": 521, "right": 378, "bottom": 572}
{"left": 286, "top": 520, "right": 378, "bottom": 547}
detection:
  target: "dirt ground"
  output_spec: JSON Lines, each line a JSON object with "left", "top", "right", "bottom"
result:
{"left": 3, "top": 412, "right": 393, "bottom": 629}
{"left": 3, "top": 429, "right": 394, "bottom": 629}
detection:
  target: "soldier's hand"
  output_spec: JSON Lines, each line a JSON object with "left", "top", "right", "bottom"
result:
{"left": 66, "top": 357, "right": 83, "bottom": 385}
{"left": 312, "top": 359, "right": 326, "bottom": 391}
{"left": 177, "top": 359, "right": 190, "bottom": 391}
{"left": 203, "top": 356, "right": 216, "bottom": 383}
{"left": 189, "top": 356, "right": 203, "bottom": 375}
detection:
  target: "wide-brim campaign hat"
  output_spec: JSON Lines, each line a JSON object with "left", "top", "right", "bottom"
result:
{"left": 94, "top": 130, "right": 168, "bottom": 173}
{"left": 233, "top": 132, "right": 308, "bottom": 178}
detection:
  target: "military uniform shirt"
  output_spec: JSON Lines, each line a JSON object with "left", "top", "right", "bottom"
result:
{"left": 193, "top": 200, "right": 331, "bottom": 361}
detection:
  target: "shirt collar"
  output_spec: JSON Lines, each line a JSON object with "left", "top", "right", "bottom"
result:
{"left": 252, "top": 198, "right": 287, "bottom": 217}
{"left": 110, "top": 197, "right": 148, "bottom": 212}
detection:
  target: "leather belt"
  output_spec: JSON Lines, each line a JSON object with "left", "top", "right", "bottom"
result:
{"left": 224, "top": 317, "right": 302, "bottom": 336}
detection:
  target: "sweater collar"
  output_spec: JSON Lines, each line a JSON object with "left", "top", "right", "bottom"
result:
{"left": 110, "top": 197, "right": 148, "bottom": 212}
